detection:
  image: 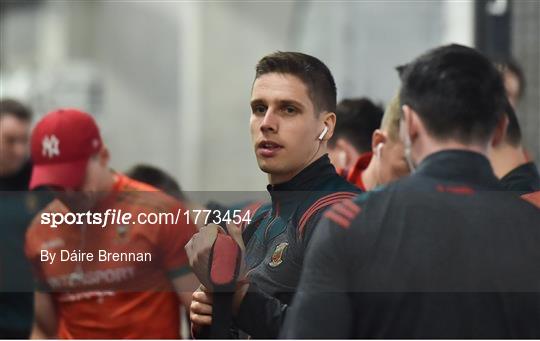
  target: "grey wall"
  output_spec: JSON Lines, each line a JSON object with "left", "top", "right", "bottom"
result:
{"left": 513, "top": 0, "right": 540, "bottom": 163}
{"left": 8, "top": 1, "right": 534, "bottom": 193}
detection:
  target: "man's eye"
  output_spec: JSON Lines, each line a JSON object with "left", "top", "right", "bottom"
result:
{"left": 253, "top": 105, "right": 266, "bottom": 114}
{"left": 283, "top": 106, "right": 297, "bottom": 114}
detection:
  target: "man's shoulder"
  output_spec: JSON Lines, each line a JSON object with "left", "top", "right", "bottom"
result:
{"left": 500, "top": 161, "right": 540, "bottom": 193}
{"left": 302, "top": 172, "right": 361, "bottom": 212}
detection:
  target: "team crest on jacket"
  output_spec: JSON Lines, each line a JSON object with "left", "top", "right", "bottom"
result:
{"left": 269, "top": 242, "right": 288, "bottom": 267}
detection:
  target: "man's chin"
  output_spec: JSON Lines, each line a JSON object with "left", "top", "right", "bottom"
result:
{"left": 257, "top": 160, "right": 284, "bottom": 175}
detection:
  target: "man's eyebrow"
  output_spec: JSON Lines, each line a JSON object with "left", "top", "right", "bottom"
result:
{"left": 278, "top": 99, "right": 305, "bottom": 110}
{"left": 250, "top": 99, "right": 265, "bottom": 107}
{"left": 250, "top": 98, "right": 306, "bottom": 110}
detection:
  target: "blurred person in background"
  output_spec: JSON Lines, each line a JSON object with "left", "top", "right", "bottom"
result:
{"left": 125, "top": 163, "right": 198, "bottom": 338}
{"left": 491, "top": 59, "right": 539, "bottom": 194}
{"left": 346, "top": 92, "right": 410, "bottom": 191}
{"left": 0, "top": 99, "right": 50, "bottom": 339}
{"left": 126, "top": 164, "right": 262, "bottom": 232}
{"left": 0, "top": 99, "right": 32, "bottom": 186}
{"left": 328, "top": 98, "right": 383, "bottom": 183}
{"left": 497, "top": 59, "right": 525, "bottom": 110}
{"left": 25, "top": 109, "right": 199, "bottom": 338}
{"left": 489, "top": 98, "right": 540, "bottom": 194}
{"left": 126, "top": 163, "right": 186, "bottom": 201}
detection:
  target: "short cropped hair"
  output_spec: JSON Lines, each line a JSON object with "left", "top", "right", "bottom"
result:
{"left": 399, "top": 44, "right": 506, "bottom": 144}
{"left": 330, "top": 98, "right": 383, "bottom": 154}
{"left": 255, "top": 51, "right": 337, "bottom": 114}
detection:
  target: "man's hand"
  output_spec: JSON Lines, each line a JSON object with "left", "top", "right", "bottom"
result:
{"left": 190, "top": 285, "right": 214, "bottom": 333}
{"left": 185, "top": 224, "right": 219, "bottom": 289}
{"left": 225, "top": 221, "right": 245, "bottom": 252}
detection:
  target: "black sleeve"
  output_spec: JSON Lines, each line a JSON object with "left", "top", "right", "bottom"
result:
{"left": 234, "top": 282, "right": 288, "bottom": 338}
{"left": 280, "top": 212, "right": 356, "bottom": 339}
{"left": 233, "top": 210, "right": 327, "bottom": 338}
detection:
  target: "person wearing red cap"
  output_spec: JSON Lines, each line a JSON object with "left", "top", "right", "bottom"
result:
{"left": 25, "top": 109, "right": 199, "bottom": 338}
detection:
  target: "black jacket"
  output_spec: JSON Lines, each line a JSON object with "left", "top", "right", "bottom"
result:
{"left": 284, "top": 150, "right": 540, "bottom": 339}
{"left": 500, "top": 161, "right": 540, "bottom": 194}
{"left": 207, "top": 155, "right": 360, "bottom": 338}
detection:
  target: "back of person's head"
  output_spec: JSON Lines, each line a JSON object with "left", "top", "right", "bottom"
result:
{"left": 126, "top": 164, "right": 185, "bottom": 201}
{"left": 380, "top": 93, "right": 402, "bottom": 142}
{"left": 255, "top": 51, "right": 337, "bottom": 114}
{"left": 399, "top": 44, "right": 506, "bottom": 145}
{"left": 329, "top": 98, "right": 383, "bottom": 154}
{"left": 0, "top": 98, "right": 32, "bottom": 121}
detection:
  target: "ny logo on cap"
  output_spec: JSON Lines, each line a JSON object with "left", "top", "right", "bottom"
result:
{"left": 42, "top": 135, "right": 60, "bottom": 158}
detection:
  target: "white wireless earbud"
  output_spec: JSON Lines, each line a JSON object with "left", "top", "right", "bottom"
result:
{"left": 318, "top": 126, "right": 329, "bottom": 141}
{"left": 376, "top": 143, "right": 383, "bottom": 158}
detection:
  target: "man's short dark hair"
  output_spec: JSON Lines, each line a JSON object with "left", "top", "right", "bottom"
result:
{"left": 255, "top": 51, "right": 337, "bottom": 113}
{"left": 399, "top": 44, "right": 506, "bottom": 144}
{"left": 503, "top": 97, "right": 522, "bottom": 147}
{"left": 329, "top": 98, "right": 383, "bottom": 154}
{"left": 126, "top": 164, "right": 185, "bottom": 201}
{"left": 0, "top": 98, "right": 32, "bottom": 121}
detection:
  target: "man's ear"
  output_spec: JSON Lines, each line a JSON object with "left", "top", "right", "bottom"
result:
{"left": 371, "top": 129, "right": 387, "bottom": 153}
{"left": 491, "top": 114, "right": 509, "bottom": 148}
{"left": 401, "top": 105, "right": 420, "bottom": 141}
{"left": 321, "top": 112, "right": 337, "bottom": 141}
{"left": 98, "top": 146, "right": 110, "bottom": 166}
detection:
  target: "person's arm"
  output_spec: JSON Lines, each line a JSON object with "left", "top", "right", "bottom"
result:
{"left": 31, "top": 291, "right": 57, "bottom": 339}
{"left": 158, "top": 201, "right": 201, "bottom": 315}
{"left": 172, "top": 272, "right": 200, "bottom": 308}
{"left": 231, "top": 281, "right": 288, "bottom": 338}
{"left": 230, "top": 209, "right": 330, "bottom": 339}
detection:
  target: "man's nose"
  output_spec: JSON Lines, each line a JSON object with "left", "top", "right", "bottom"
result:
{"left": 260, "top": 109, "right": 279, "bottom": 133}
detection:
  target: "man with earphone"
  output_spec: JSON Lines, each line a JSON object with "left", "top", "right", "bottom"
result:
{"left": 187, "top": 52, "right": 360, "bottom": 338}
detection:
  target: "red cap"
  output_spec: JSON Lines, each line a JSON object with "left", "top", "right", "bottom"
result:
{"left": 30, "top": 109, "right": 102, "bottom": 190}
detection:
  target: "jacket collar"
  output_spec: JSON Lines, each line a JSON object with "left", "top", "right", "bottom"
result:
{"left": 267, "top": 154, "right": 336, "bottom": 212}
{"left": 416, "top": 150, "right": 501, "bottom": 188}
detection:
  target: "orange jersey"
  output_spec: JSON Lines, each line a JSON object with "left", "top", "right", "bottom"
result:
{"left": 523, "top": 191, "right": 540, "bottom": 208}
{"left": 25, "top": 173, "right": 196, "bottom": 339}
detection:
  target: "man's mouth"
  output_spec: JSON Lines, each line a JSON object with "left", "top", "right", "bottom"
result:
{"left": 257, "top": 140, "right": 283, "bottom": 158}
